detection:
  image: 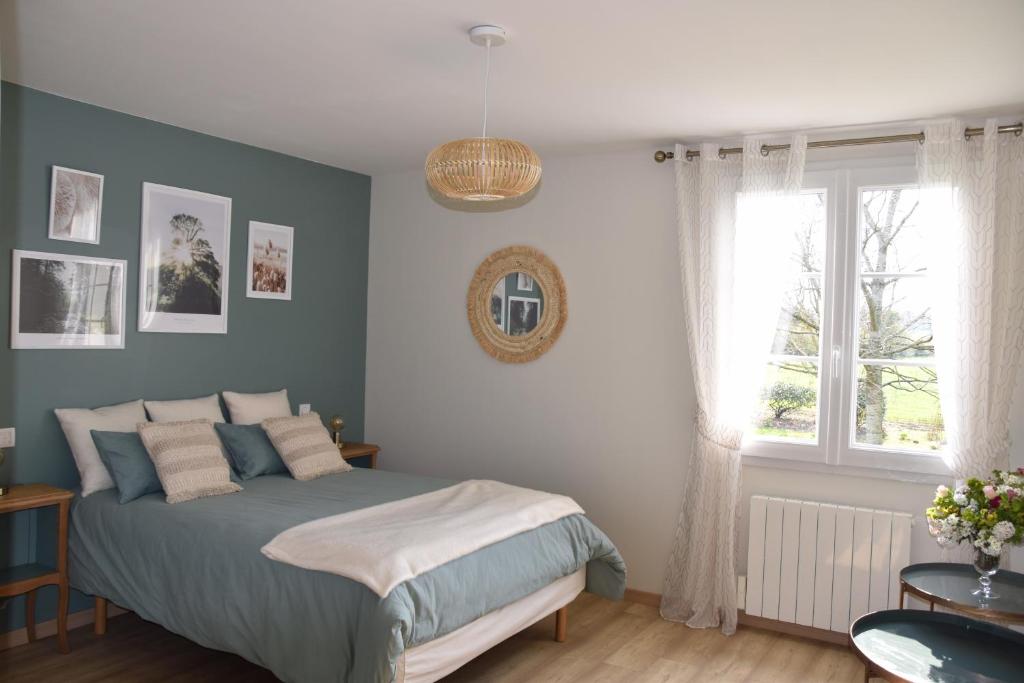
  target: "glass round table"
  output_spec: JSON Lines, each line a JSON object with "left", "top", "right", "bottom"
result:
{"left": 899, "top": 562, "right": 1024, "bottom": 624}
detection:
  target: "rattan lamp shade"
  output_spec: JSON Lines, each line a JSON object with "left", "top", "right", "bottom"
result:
{"left": 426, "top": 137, "right": 542, "bottom": 201}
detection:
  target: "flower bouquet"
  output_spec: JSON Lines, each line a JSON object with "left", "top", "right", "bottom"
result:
{"left": 926, "top": 469, "right": 1024, "bottom": 599}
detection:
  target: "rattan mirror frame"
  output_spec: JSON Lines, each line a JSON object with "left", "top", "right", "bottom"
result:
{"left": 467, "top": 245, "right": 567, "bottom": 363}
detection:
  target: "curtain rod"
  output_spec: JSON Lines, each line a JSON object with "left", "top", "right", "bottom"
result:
{"left": 652, "top": 123, "right": 1024, "bottom": 163}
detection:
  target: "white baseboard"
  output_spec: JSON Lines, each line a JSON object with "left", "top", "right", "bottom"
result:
{"left": 0, "top": 604, "right": 127, "bottom": 651}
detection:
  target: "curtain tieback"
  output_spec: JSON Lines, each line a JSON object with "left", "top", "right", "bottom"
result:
{"left": 696, "top": 408, "right": 744, "bottom": 451}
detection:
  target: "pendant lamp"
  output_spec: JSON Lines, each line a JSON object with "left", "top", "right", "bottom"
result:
{"left": 425, "top": 25, "right": 541, "bottom": 201}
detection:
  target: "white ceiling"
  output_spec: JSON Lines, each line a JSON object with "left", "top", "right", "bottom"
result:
{"left": 3, "top": 0, "right": 1023, "bottom": 175}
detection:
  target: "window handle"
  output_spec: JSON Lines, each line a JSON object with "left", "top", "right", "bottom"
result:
{"left": 831, "top": 346, "right": 842, "bottom": 380}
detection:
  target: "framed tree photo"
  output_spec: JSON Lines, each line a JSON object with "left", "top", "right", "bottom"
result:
{"left": 246, "top": 221, "right": 294, "bottom": 300}
{"left": 138, "top": 182, "right": 232, "bottom": 334}
{"left": 11, "top": 250, "right": 126, "bottom": 349}
{"left": 48, "top": 166, "right": 104, "bottom": 244}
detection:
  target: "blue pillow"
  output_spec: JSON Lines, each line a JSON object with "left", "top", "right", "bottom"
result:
{"left": 92, "top": 429, "right": 243, "bottom": 503}
{"left": 214, "top": 423, "right": 286, "bottom": 480}
{"left": 91, "top": 430, "right": 161, "bottom": 503}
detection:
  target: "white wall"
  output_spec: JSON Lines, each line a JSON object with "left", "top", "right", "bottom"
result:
{"left": 366, "top": 147, "right": 1024, "bottom": 594}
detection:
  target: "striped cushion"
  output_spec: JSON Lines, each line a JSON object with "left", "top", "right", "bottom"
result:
{"left": 261, "top": 412, "right": 351, "bottom": 481}
{"left": 137, "top": 419, "right": 242, "bottom": 503}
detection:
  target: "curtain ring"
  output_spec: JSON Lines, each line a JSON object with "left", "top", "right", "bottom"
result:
{"left": 718, "top": 148, "right": 727, "bottom": 160}
{"left": 760, "top": 145, "right": 770, "bottom": 157}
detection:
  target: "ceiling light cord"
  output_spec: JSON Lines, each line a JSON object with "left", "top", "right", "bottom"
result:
{"left": 481, "top": 37, "right": 491, "bottom": 139}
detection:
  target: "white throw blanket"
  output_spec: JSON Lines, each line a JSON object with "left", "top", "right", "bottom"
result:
{"left": 260, "top": 480, "right": 584, "bottom": 597}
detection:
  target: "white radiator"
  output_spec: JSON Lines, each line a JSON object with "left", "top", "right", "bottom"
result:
{"left": 744, "top": 495, "right": 912, "bottom": 633}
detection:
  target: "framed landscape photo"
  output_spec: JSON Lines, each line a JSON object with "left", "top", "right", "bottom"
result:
{"left": 48, "top": 166, "right": 104, "bottom": 244}
{"left": 138, "top": 182, "right": 231, "bottom": 333}
{"left": 246, "top": 221, "right": 294, "bottom": 300}
{"left": 11, "top": 250, "right": 126, "bottom": 349}
{"left": 490, "top": 277, "right": 506, "bottom": 331}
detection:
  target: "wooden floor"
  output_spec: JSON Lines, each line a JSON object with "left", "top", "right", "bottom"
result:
{"left": 0, "top": 593, "right": 866, "bottom": 682}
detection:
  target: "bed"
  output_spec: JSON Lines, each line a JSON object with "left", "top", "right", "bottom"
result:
{"left": 68, "top": 468, "right": 626, "bottom": 682}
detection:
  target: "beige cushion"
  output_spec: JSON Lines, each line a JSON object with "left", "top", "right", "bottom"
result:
{"left": 222, "top": 389, "right": 291, "bottom": 425}
{"left": 138, "top": 420, "right": 241, "bottom": 503}
{"left": 55, "top": 399, "right": 148, "bottom": 497}
{"left": 261, "top": 412, "right": 351, "bottom": 481}
{"left": 145, "top": 394, "right": 225, "bottom": 423}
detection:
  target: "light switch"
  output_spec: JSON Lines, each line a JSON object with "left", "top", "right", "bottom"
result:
{"left": 298, "top": 404, "right": 311, "bottom": 415}
{"left": 0, "top": 428, "right": 14, "bottom": 449}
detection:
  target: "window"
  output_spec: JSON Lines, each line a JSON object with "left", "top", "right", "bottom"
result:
{"left": 746, "top": 165, "right": 948, "bottom": 476}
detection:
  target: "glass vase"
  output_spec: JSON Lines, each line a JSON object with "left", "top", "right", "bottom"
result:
{"left": 972, "top": 548, "right": 1001, "bottom": 601}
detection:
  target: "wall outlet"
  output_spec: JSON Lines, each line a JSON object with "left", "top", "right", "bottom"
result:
{"left": 298, "top": 404, "right": 311, "bottom": 415}
{"left": 0, "top": 427, "right": 14, "bottom": 449}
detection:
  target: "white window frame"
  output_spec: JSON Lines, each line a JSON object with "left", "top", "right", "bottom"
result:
{"left": 743, "top": 159, "right": 951, "bottom": 481}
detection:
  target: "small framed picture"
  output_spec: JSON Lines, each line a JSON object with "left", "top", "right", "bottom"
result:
{"left": 490, "top": 277, "right": 506, "bottom": 331}
{"left": 507, "top": 296, "right": 542, "bottom": 337}
{"left": 138, "top": 182, "right": 231, "bottom": 334}
{"left": 246, "top": 221, "right": 294, "bottom": 300}
{"left": 11, "top": 250, "right": 127, "bottom": 349}
{"left": 48, "top": 166, "right": 104, "bottom": 244}
{"left": 517, "top": 272, "right": 534, "bottom": 291}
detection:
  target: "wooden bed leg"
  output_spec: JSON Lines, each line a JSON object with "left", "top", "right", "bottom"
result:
{"left": 554, "top": 606, "right": 568, "bottom": 643}
{"left": 94, "top": 596, "right": 107, "bottom": 636}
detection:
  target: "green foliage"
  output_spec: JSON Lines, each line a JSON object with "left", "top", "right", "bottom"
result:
{"left": 762, "top": 382, "right": 816, "bottom": 420}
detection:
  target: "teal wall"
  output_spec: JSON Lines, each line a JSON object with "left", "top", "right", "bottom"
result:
{"left": 0, "top": 82, "right": 371, "bottom": 631}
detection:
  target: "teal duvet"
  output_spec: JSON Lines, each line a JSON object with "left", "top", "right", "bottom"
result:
{"left": 69, "top": 469, "right": 626, "bottom": 682}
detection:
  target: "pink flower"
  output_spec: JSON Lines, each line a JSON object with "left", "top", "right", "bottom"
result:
{"left": 990, "top": 496, "right": 1002, "bottom": 509}
{"left": 1009, "top": 490, "right": 1019, "bottom": 500}
{"left": 936, "top": 485, "right": 950, "bottom": 497}
{"left": 983, "top": 485, "right": 999, "bottom": 500}
{"left": 1017, "top": 467, "right": 1024, "bottom": 475}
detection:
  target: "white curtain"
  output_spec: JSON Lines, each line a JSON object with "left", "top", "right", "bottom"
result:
{"left": 918, "top": 119, "right": 1024, "bottom": 479}
{"left": 661, "top": 135, "right": 807, "bottom": 634}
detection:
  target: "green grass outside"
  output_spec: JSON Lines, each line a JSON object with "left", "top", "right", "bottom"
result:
{"left": 752, "top": 362, "right": 944, "bottom": 451}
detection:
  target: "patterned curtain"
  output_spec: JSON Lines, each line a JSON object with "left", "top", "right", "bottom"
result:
{"left": 661, "top": 135, "right": 807, "bottom": 634}
{"left": 918, "top": 119, "right": 1024, "bottom": 479}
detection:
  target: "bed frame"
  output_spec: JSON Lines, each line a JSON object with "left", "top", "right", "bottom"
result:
{"left": 92, "top": 596, "right": 567, "bottom": 642}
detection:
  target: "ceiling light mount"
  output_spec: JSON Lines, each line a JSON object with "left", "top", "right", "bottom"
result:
{"left": 468, "top": 25, "right": 508, "bottom": 47}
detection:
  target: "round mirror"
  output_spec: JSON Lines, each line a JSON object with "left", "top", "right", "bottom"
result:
{"left": 490, "top": 272, "right": 545, "bottom": 336}
{"left": 468, "top": 245, "right": 566, "bottom": 363}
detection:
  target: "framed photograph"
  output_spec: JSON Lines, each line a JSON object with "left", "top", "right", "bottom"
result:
{"left": 11, "top": 250, "right": 126, "bottom": 349}
{"left": 490, "top": 277, "right": 506, "bottom": 331}
{"left": 246, "top": 221, "right": 294, "bottom": 300}
{"left": 517, "top": 272, "right": 534, "bottom": 292}
{"left": 138, "top": 182, "right": 231, "bottom": 334}
{"left": 48, "top": 166, "right": 104, "bottom": 244}
{"left": 507, "top": 296, "right": 541, "bottom": 337}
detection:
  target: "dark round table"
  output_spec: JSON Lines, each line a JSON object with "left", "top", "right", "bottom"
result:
{"left": 899, "top": 562, "right": 1024, "bottom": 624}
{"left": 850, "top": 609, "right": 1024, "bottom": 682}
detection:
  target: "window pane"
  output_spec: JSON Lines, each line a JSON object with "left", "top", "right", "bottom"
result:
{"left": 854, "top": 364, "right": 944, "bottom": 452}
{"left": 790, "top": 191, "right": 827, "bottom": 273}
{"left": 857, "top": 276, "right": 933, "bottom": 359}
{"left": 752, "top": 361, "right": 819, "bottom": 443}
{"left": 771, "top": 277, "right": 821, "bottom": 356}
{"left": 859, "top": 187, "right": 927, "bottom": 273}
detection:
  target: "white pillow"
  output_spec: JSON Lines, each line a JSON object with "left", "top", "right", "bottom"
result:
{"left": 145, "top": 394, "right": 225, "bottom": 423}
{"left": 54, "top": 399, "right": 148, "bottom": 497}
{"left": 222, "top": 389, "right": 292, "bottom": 425}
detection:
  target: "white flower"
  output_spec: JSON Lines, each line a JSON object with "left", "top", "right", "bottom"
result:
{"left": 993, "top": 521, "right": 1015, "bottom": 541}
{"left": 953, "top": 492, "right": 969, "bottom": 506}
{"left": 935, "top": 534, "right": 956, "bottom": 547}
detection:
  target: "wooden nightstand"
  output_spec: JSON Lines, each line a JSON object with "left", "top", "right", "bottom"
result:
{"left": 339, "top": 442, "right": 380, "bottom": 469}
{"left": 0, "top": 484, "right": 74, "bottom": 653}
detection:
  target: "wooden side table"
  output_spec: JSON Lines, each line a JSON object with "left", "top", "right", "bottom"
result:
{"left": 0, "top": 483, "right": 74, "bottom": 653}
{"left": 339, "top": 442, "right": 380, "bottom": 469}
